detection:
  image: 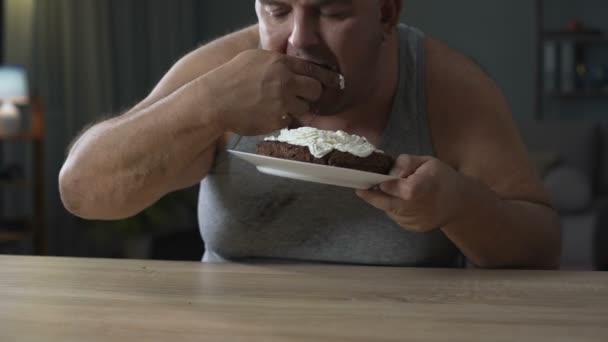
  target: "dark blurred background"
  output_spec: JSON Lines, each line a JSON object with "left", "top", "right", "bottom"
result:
{"left": 0, "top": 0, "right": 606, "bottom": 270}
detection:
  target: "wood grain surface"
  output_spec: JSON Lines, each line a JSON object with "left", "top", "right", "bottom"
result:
{"left": 0, "top": 256, "right": 607, "bottom": 341}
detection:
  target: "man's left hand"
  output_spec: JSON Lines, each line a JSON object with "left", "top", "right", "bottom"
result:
{"left": 356, "top": 154, "right": 471, "bottom": 233}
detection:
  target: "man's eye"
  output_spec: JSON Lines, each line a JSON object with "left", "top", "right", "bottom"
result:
{"left": 271, "top": 10, "right": 290, "bottom": 18}
{"left": 266, "top": 6, "right": 291, "bottom": 18}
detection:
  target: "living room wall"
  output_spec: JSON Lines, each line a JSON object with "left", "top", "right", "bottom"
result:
{"left": 401, "top": 0, "right": 536, "bottom": 120}
{"left": 403, "top": 0, "right": 608, "bottom": 121}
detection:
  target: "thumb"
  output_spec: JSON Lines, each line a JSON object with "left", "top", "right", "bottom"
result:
{"left": 284, "top": 56, "right": 343, "bottom": 89}
{"left": 390, "top": 155, "right": 432, "bottom": 178}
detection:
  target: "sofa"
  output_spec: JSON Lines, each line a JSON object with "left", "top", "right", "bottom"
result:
{"left": 516, "top": 119, "right": 608, "bottom": 270}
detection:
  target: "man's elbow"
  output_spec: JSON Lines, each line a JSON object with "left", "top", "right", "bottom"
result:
{"left": 473, "top": 250, "right": 560, "bottom": 270}
{"left": 506, "top": 209, "right": 561, "bottom": 270}
{"left": 473, "top": 228, "right": 561, "bottom": 270}
{"left": 59, "top": 163, "right": 88, "bottom": 218}
{"left": 59, "top": 163, "right": 137, "bottom": 221}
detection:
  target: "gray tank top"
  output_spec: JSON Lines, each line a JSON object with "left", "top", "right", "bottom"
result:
{"left": 198, "top": 24, "right": 459, "bottom": 266}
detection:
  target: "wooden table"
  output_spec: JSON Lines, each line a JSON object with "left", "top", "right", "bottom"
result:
{"left": 0, "top": 256, "right": 607, "bottom": 341}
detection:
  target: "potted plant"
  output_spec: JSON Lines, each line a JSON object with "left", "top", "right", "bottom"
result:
{"left": 88, "top": 188, "right": 199, "bottom": 258}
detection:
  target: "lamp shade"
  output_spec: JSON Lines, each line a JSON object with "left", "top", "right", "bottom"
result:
{"left": 0, "top": 66, "right": 29, "bottom": 104}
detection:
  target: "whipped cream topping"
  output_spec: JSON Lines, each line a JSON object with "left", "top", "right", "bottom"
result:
{"left": 264, "top": 127, "right": 382, "bottom": 158}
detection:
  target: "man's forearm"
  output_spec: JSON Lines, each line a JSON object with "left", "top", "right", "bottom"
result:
{"left": 442, "top": 177, "right": 561, "bottom": 269}
{"left": 59, "top": 77, "right": 223, "bottom": 220}
{"left": 60, "top": 25, "right": 260, "bottom": 220}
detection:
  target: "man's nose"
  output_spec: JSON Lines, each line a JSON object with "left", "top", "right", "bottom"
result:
{"left": 288, "top": 11, "right": 320, "bottom": 50}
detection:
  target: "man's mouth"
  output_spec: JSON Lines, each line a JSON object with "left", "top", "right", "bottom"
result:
{"left": 310, "top": 61, "right": 339, "bottom": 73}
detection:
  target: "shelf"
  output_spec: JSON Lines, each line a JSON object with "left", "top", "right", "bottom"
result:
{"left": 0, "top": 96, "right": 46, "bottom": 254}
{"left": 0, "top": 230, "right": 30, "bottom": 242}
{"left": 0, "top": 179, "right": 30, "bottom": 188}
{"left": 0, "top": 219, "right": 31, "bottom": 242}
{"left": 0, "top": 179, "right": 29, "bottom": 188}
{"left": 549, "top": 90, "right": 608, "bottom": 98}
{"left": 0, "top": 131, "right": 43, "bottom": 141}
{"left": 542, "top": 31, "right": 608, "bottom": 44}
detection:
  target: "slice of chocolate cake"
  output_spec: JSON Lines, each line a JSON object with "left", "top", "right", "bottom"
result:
{"left": 256, "top": 127, "right": 394, "bottom": 175}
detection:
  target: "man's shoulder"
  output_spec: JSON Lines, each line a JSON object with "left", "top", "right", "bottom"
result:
{"left": 137, "top": 25, "right": 260, "bottom": 112}
{"left": 423, "top": 36, "right": 500, "bottom": 105}
{"left": 179, "top": 25, "right": 260, "bottom": 71}
{"left": 421, "top": 36, "right": 548, "bottom": 204}
{"left": 422, "top": 35, "right": 510, "bottom": 135}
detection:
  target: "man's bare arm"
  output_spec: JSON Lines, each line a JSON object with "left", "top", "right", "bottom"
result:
{"left": 59, "top": 22, "right": 342, "bottom": 221}
{"left": 59, "top": 25, "right": 260, "bottom": 220}
{"left": 426, "top": 37, "right": 561, "bottom": 269}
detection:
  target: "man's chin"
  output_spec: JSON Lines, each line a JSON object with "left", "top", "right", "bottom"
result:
{"left": 311, "top": 102, "right": 342, "bottom": 116}
{"left": 312, "top": 91, "right": 347, "bottom": 116}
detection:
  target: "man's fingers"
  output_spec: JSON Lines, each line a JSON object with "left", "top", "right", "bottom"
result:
{"left": 286, "top": 97, "right": 310, "bottom": 117}
{"left": 356, "top": 189, "right": 404, "bottom": 214}
{"left": 292, "top": 75, "right": 323, "bottom": 102}
{"left": 285, "top": 57, "right": 343, "bottom": 89}
{"left": 390, "top": 155, "right": 432, "bottom": 178}
{"left": 378, "top": 179, "right": 409, "bottom": 199}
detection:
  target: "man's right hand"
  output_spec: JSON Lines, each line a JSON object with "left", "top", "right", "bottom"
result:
{"left": 203, "top": 49, "right": 343, "bottom": 136}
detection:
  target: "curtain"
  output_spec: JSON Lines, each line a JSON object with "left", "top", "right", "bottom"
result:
{"left": 29, "top": 0, "right": 256, "bottom": 256}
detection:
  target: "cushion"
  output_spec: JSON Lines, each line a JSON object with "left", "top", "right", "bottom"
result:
{"left": 528, "top": 150, "right": 560, "bottom": 176}
{"left": 543, "top": 165, "right": 592, "bottom": 213}
{"left": 560, "top": 214, "right": 596, "bottom": 270}
{"left": 516, "top": 120, "right": 599, "bottom": 185}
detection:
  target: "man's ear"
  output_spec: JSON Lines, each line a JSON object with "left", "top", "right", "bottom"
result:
{"left": 380, "top": 0, "right": 403, "bottom": 35}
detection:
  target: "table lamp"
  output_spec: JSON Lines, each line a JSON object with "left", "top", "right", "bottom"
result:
{"left": 0, "top": 66, "right": 29, "bottom": 135}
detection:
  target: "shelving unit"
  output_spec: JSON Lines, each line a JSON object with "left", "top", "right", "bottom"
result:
{"left": 0, "top": 179, "right": 29, "bottom": 187}
{"left": 535, "top": 0, "right": 608, "bottom": 119}
{"left": 551, "top": 90, "right": 608, "bottom": 98}
{"left": 543, "top": 31, "right": 608, "bottom": 44}
{"left": 0, "top": 97, "right": 46, "bottom": 254}
{"left": 0, "top": 230, "right": 29, "bottom": 242}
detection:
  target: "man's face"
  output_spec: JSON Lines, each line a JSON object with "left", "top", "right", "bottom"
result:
{"left": 255, "top": 0, "right": 388, "bottom": 116}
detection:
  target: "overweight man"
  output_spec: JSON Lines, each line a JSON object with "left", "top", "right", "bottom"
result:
{"left": 60, "top": 0, "right": 560, "bottom": 268}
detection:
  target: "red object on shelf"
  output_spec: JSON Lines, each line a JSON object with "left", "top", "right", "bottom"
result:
{"left": 567, "top": 20, "right": 584, "bottom": 32}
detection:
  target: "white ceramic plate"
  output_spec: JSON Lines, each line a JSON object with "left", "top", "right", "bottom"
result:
{"left": 228, "top": 150, "right": 398, "bottom": 190}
